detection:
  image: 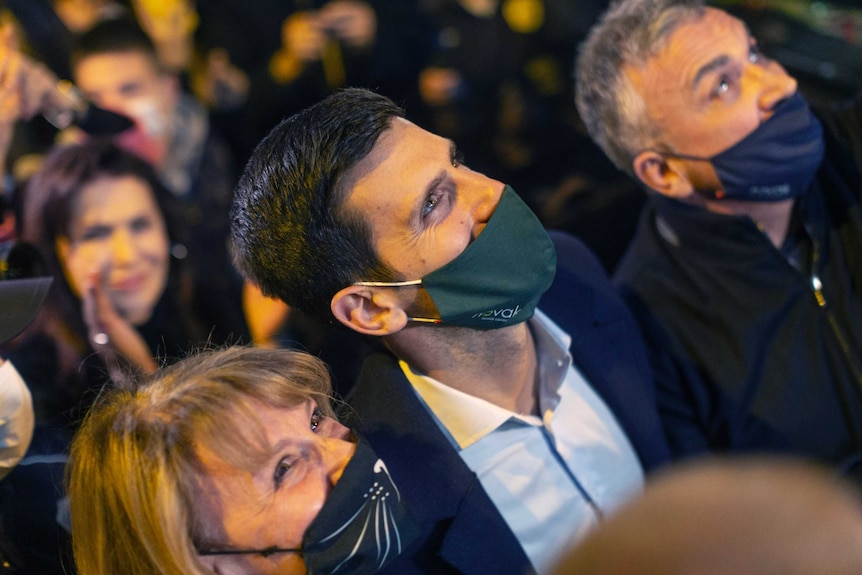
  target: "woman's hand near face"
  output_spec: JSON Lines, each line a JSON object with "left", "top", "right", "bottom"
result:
{"left": 82, "top": 268, "right": 158, "bottom": 376}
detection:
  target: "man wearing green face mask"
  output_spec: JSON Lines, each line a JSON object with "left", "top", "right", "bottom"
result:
{"left": 231, "top": 87, "right": 671, "bottom": 575}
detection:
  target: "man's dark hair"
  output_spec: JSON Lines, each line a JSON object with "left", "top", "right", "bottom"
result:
{"left": 70, "top": 16, "right": 159, "bottom": 70}
{"left": 230, "top": 88, "right": 406, "bottom": 321}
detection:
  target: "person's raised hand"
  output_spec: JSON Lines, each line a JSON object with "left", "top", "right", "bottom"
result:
{"left": 82, "top": 267, "right": 158, "bottom": 377}
{"left": 192, "top": 48, "right": 249, "bottom": 110}
{"left": 131, "top": 0, "right": 199, "bottom": 72}
{"left": 319, "top": 1, "right": 377, "bottom": 49}
{"left": 282, "top": 11, "right": 328, "bottom": 62}
{"left": 0, "top": 23, "right": 78, "bottom": 127}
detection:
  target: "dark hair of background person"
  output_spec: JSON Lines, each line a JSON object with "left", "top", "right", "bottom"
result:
{"left": 68, "top": 14, "right": 160, "bottom": 72}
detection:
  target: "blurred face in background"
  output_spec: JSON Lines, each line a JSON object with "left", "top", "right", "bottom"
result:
{"left": 56, "top": 175, "right": 170, "bottom": 325}
{"left": 74, "top": 51, "right": 178, "bottom": 166}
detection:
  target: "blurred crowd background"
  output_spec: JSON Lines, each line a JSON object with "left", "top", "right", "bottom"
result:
{"left": 0, "top": 0, "right": 860, "bottom": 435}
{"left": 0, "top": 0, "right": 858, "bottom": 275}
{"left": 0, "top": 1, "right": 861, "bottom": 573}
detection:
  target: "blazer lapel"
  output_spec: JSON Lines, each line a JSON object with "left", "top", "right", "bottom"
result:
{"left": 348, "top": 353, "right": 533, "bottom": 574}
{"left": 440, "top": 477, "right": 535, "bottom": 575}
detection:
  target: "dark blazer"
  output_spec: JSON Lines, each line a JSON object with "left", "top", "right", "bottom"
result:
{"left": 346, "top": 231, "right": 670, "bottom": 574}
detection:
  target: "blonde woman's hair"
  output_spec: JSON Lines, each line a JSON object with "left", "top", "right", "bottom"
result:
{"left": 68, "top": 346, "right": 336, "bottom": 575}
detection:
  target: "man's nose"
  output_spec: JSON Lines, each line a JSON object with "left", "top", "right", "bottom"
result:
{"left": 755, "top": 61, "right": 798, "bottom": 120}
{"left": 466, "top": 175, "right": 505, "bottom": 240}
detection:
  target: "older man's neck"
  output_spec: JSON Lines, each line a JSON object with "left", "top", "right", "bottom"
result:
{"left": 703, "top": 196, "right": 797, "bottom": 248}
{"left": 386, "top": 323, "right": 539, "bottom": 415}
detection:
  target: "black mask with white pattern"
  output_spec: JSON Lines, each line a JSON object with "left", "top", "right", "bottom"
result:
{"left": 300, "top": 434, "right": 419, "bottom": 574}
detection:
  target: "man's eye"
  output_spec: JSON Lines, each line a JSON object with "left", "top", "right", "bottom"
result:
{"left": 118, "top": 82, "right": 145, "bottom": 98}
{"left": 748, "top": 43, "right": 762, "bottom": 64}
{"left": 310, "top": 408, "right": 321, "bottom": 432}
{"left": 274, "top": 458, "right": 292, "bottom": 483}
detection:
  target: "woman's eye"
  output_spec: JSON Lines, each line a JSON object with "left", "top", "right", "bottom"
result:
{"left": 80, "top": 226, "right": 111, "bottom": 241}
{"left": 310, "top": 408, "right": 322, "bottom": 432}
{"left": 451, "top": 148, "right": 465, "bottom": 168}
{"left": 422, "top": 195, "right": 439, "bottom": 217}
{"left": 274, "top": 458, "right": 292, "bottom": 483}
{"left": 714, "top": 77, "right": 730, "bottom": 97}
{"left": 130, "top": 216, "right": 153, "bottom": 233}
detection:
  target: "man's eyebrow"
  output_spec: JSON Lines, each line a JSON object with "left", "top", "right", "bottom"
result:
{"left": 692, "top": 24, "right": 753, "bottom": 93}
{"left": 692, "top": 54, "right": 730, "bottom": 93}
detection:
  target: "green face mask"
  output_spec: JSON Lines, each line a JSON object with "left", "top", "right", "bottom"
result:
{"left": 355, "top": 186, "right": 557, "bottom": 329}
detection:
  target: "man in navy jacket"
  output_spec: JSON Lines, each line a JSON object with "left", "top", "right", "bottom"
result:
{"left": 577, "top": 0, "right": 862, "bottom": 481}
{"left": 231, "top": 88, "right": 669, "bottom": 574}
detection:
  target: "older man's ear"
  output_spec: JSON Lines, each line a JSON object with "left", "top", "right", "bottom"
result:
{"left": 632, "top": 151, "right": 696, "bottom": 199}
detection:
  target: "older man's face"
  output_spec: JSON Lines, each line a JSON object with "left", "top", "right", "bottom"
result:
{"left": 626, "top": 7, "right": 798, "bottom": 191}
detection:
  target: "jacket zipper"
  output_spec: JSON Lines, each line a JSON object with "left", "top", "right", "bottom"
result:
{"left": 809, "top": 205, "right": 862, "bottom": 384}
{"left": 808, "top": 233, "right": 862, "bottom": 449}
{"left": 811, "top": 273, "right": 862, "bottom": 385}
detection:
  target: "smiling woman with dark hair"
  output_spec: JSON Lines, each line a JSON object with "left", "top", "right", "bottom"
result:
{"left": 13, "top": 139, "right": 210, "bottom": 423}
{"left": 68, "top": 345, "right": 416, "bottom": 575}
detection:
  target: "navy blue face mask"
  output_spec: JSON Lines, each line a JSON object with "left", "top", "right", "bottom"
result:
{"left": 655, "top": 92, "right": 825, "bottom": 202}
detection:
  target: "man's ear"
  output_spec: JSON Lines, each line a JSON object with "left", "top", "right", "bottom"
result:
{"left": 632, "top": 150, "right": 694, "bottom": 199}
{"left": 330, "top": 285, "right": 408, "bottom": 336}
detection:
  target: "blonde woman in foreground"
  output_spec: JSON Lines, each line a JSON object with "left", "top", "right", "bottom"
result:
{"left": 68, "top": 346, "right": 417, "bottom": 575}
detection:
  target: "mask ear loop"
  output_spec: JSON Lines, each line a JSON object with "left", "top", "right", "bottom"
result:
{"left": 351, "top": 280, "right": 443, "bottom": 324}
{"left": 643, "top": 149, "right": 726, "bottom": 201}
{"left": 352, "top": 280, "right": 423, "bottom": 287}
{"left": 197, "top": 545, "right": 302, "bottom": 558}
{"left": 405, "top": 316, "right": 443, "bottom": 324}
